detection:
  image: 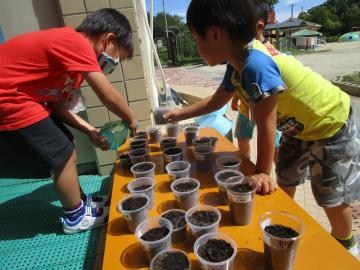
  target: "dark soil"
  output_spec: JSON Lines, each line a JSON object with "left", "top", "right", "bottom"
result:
{"left": 152, "top": 251, "right": 189, "bottom": 270}
{"left": 174, "top": 181, "right": 197, "bottom": 192}
{"left": 141, "top": 227, "right": 170, "bottom": 241}
{"left": 230, "top": 183, "right": 252, "bottom": 193}
{"left": 119, "top": 154, "right": 130, "bottom": 160}
{"left": 164, "top": 147, "right": 182, "bottom": 155}
{"left": 122, "top": 197, "right": 147, "bottom": 211}
{"left": 169, "top": 168, "right": 182, "bottom": 172}
{"left": 196, "top": 148, "right": 211, "bottom": 154}
{"left": 188, "top": 210, "right": 219, "bottom": 226}
{"left": 133, "top": 184, "right": 151, "bottom": 191}
{"left": 130, "top": 139, "right": 146, "bottom": 146}
{"left": 136, "top": 131, "right": 147, "bottom": 137}
{"left": 162, "top": 211, "right": 186, "bottom": 229}
{"left": 134, "top": 163, "right": 153, "bottom": 172}
{"left": 194, "top": 137, "right": 211, "bottom": 144}
{"left": 264, "top": 225, "right": 299, "bottom": 238}
{"left": 198, "top": 239, "right": 234, "bottom": 263}
{"left": 162, "top": 139, "right": 176, "bottom": 144}
{"left": 131, "top": 150, "right": 147, "bottom": 157}
{"left": 222, "top": 161, "right": 239, "bottom": 167}
{"left": 218, "top": 172, "right": 240, "bottom": 182}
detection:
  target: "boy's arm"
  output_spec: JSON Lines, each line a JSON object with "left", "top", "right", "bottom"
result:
{"left": 251, "top": 94, "right": 278, "bottom": 195}
{"left": 83, "top": 71, "right": 137, "bottom": 135}
{"left": 163, "top": 85, "right": 234, "bottom": 122}
{"left": 50, "top": 102, "right": 109, "bottom": 150}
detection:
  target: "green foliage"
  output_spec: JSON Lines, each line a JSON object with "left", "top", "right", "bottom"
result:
{"left": 267, "top": 0, "right": 279, "bottom": 10}
{"left": 149, "top": 12, "right": 186, "bottom": 38}
{"left": 343, "top": 72, "right": 360, "bottom": 84}
{"left": 298, "top": 0, "right": 360, "bottom": 35}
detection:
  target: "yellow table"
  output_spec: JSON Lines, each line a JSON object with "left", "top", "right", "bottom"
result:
{"left": 102, "top": 128, "right": 360, "bottom": 269}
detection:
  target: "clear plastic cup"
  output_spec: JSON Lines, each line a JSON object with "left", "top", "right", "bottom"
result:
{"left": 216, "top": 156, "right": 242, "bottom": 171}
{"left": 214, "top": 170, "right": 244, "bottom": 204}
{"left": 192, "top": 136, "right": 212, "bottom": 147}
{"left": 147, "top": 126, "right": 162, "bottom": 143}
{"left": 163, "top": 147, "right": 183, "bottom": 166}
{"left": 130, "top": 138, "right": 148, "bottom": 150}
{"left": 161, "top": 209, "right": 187, "bottom": 243}
{"left": 171, "top": 178, "right": 200, "bottom": 211}
{"left": 226, "top": 177, "right": 257, "bottom": 225}
{"left": 166, "top": 123, "right": 180, "bottom": 138}
{"left": 153, "top": 107, "right": 171, "bottom": 125}
{"left": 135, "top": 131, "right": 148, "bottom": 140}
{"left": 193, "top": 145, "right": 214, "bottom": 171}
{"left": 185, "top": 205, "right": 221, "bottom": 239}
{"left": 129, "top": 148, "right": 150, "bottom": 164}
{"left": 118, "top": 153, "right": 132, "bottom": 171}
{"left": 165, "top": 161, "right": 191, "bottom": 182}
{"left": 131, "top": 162, "right": 156, "bottom": 178}
{"left": 150, "top": 248, "right": 191, "bottom": 270}
{"left": 194, "top": 232, "right": 237, "bottom": 270}
{"left": 135, "top": 217, "right": 173, "bottom": 261}
{"left": 259, "top": 211, "right": 305, "bottom": 270}
{"left": 117, "top": 193, "right": 149, "bottom": 233}
{"left": 127, "top": 177, "right": 155, "bottom": 209}
{"left": 184, "top": 126, "right": 200, "bottom": 146}
{"left": 160, "top": 137, "right": 177, "bottom": 151}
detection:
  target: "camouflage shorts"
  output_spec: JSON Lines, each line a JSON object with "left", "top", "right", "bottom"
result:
{"left": 276, "top": 104, "right": 360, "bottom": 208}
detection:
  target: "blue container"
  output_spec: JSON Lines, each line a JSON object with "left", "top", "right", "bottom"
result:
{"left": 195, "top": 104, "right": 228, "bottom": 125}
{"left": 199, "top": 115, "right": 233, "bottom": 136}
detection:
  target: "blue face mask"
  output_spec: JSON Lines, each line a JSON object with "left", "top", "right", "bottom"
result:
{"left": 97, "top": 51, "right": 120, "bottom": 75}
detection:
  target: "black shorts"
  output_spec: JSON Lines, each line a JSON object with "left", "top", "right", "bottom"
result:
{"left": 0, "top": 116, "right": 74, "bottom": 172}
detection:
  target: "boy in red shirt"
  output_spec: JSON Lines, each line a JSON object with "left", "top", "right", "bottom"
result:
{"left": 0, "top": 9, "right": 137, "bottom": 234}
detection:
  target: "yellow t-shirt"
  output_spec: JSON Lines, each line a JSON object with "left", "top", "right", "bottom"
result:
{"left": 222, "top": 40, "right": 350, "bottom": 141}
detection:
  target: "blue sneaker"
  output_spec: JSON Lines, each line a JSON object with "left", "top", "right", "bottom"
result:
{"left": 61, "top": 205, "right": 109, "bottom": 234}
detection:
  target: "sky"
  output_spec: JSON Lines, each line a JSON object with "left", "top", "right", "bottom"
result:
{"left": 146, "top": 0, "right": 326, "bottom": 23}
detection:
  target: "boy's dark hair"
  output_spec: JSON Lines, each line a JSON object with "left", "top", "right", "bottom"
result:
{"left": 255, "top": 0, "right": 270, "bottom": 26}
{"left": 186, "top": 0, "right": 257, "bottom": 44}
{"left": 76, "top": 8, "right": 134, "bottom": 58}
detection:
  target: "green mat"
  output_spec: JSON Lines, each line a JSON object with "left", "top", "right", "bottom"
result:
{"left": 0, "top": 175, "right": 110, "bottom": 270}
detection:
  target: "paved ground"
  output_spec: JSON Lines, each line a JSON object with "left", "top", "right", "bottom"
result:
{"left": 160, "top": 41, "right": 360, "bottom": 243}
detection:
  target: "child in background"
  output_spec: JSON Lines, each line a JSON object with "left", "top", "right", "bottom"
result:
{"left": 186, "top": 0, "right": 360, "bottom": 255}
{"left": 0, "top": 9, "right": 137, "bottom": 234}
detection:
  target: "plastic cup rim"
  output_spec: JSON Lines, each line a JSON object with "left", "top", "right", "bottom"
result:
{"left": 135, "top": 217, "right": 174, "bottom": 245}
{"left": 160, "top": 208, "right": 187, "bottom": 231}
{"left": 214, "top": 169, "right": 244, "bottom": 186}
{"left": 163, "top": 147, "right": 183, "bottom": 156}
{"left": 194, "top": 232, "right": 237, "bottom": 266}
{"left": 170, "top": 178, "right": 200, "bottom": 195}
{"left": 259, "top": 210, "right": 305, "bottom": 241}
{"left": 165, "top": 161, "right": 191, "bottom": 174}
{"left": 127, "top": 177, "right": 155, "bottom": 193}
{"left": 185, "top": 205, "right": 221, "bottom": 231}
{"left": 117, "top": 193, "right": 149, "bottom": 214}
{"left": 150, "top": 248, "right": 190, "bottom": 270}
{"left": 130, "top": 161, "right": 155, "bottom": 174}
{"left": 215, "top": 156, "right": 242, "bottom": 168}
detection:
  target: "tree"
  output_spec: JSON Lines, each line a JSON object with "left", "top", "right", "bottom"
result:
{"left": 150, "top": 12, "right": 186, "bottom": 38}
{"left": 306, "top": 5, "right": 342, "bottom": 36}
{"left": 267, "top": 0, "right": 279, "bottom": 11}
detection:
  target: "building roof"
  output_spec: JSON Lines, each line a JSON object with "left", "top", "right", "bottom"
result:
{"left": 291, "top": 29, "right": 323, "bottom": 37}
{"left": 265, "top": 18, "right": 322, "bottom": 31}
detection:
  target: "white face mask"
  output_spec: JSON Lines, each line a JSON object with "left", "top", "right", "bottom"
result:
{"left": 97, "top": 48, "right": 120, "bottom": 75}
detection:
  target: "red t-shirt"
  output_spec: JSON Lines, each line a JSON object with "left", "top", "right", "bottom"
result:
{"left": 0, "top": 27, "right": 101, "bottom": 131}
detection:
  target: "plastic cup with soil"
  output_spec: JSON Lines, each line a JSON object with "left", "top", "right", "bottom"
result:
{"left": 193, "top": 145, "right": 214, "bottom": 171}
{"left": 161, "top": 209, "right": 187, "bottom": 243}
{"left": 153, "top": 107, "right": 171, "bottom": 125}
{"left": 184, "top": 126, "right": 199, "bottom": 146}
{"left": 216, "top": 156, "right": 242, "bottom": 172}
{"left": 130, "top": 138, "right": 148, "bottom": 151}
{"left": 259, "top": 211, "right": 305, "bottom": 270}
{"left": 129, "top": 148, "right": 150, "bottom": 165}
{"left": 117, "top": 193, "right": 149, "bottom": 233}
{"left": 165, "top": 161, "right": 191, "bottom": 182}
{"left": 226, "top": 177, "right": 257, "bottom": 226}
{"left": 135, "top": 217, "right": 173, "bottom": 261}
{"left": 171, "top": 178, "right": 200, "bottom": 211}
{"left": 127, "top": 177, "right": 155, "bottom": 209}
{"left": 147, "top": 126, "right": 162, "bottom": 144}
{"left": 131, "top": 161, "right": 156, "bottom": 179}
{"left": 194, "top": 232, "right": 237, "bottom": 270}
{"left": 163, "top": 147, "right": 183, "bottom": 167}
{"left": 185, "top": 205, "right": 221, "bottom": 239}
{"left": 160, "top": 137, "right": 177, "bottom": 151}
{"left": 150, "top": 248, "right": 191, "bottom": 270}
{"left": 166, "top": 123, "right": 180, "bottom": 138}
{"left": 118, "top": 153, "right": 132, "bottom": 171}
{"left": 192, "top": 136, "right": 212, "bottom": 148}
{"left": 214, "top": 170, "right": 244, "bottom": 204}
{"left": 135, "top": 131, "right": 148, "bottom": 140}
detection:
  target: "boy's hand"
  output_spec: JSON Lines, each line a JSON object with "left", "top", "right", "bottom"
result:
{"left": 231, "top": 95, "right": 239, "bottom": 111}
{"left": 163, "top": 109, "right": 181, "bottom": 123}
{"left": 250, "top": 173, "right": 277, "bottom": 195}
{"left": 88, "top": 129, "right": 110, "bottom": 151}
{"left": 129, "top": 119, "right": 138, "bottom": 137}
